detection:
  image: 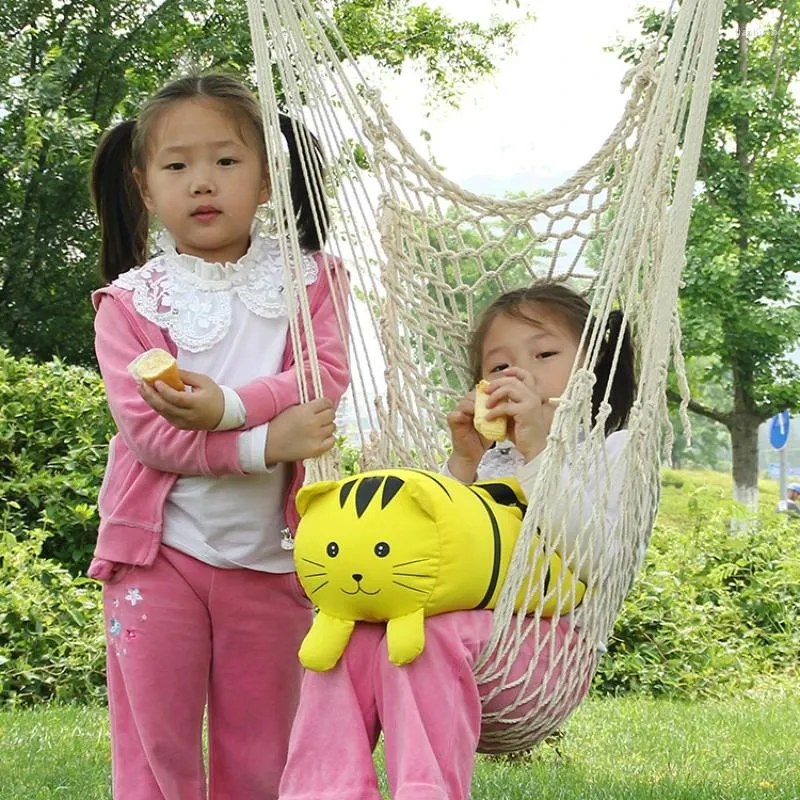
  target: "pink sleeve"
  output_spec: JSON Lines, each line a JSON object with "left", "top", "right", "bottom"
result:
{"left": 235, "top": 255, "right": 351, "bottom": 425}
{"left": 94, "top": 296, "right": 244, "bottom": 476}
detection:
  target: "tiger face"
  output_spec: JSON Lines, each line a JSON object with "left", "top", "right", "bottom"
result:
{"left": 294, "top": 473, "right": 441, "bottom": 621}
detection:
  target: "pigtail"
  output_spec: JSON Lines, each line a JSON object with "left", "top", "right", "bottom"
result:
{"left": 592, "top": 309, "right": 636, "bottom": 434}
{"left": 90, "top": 120, "right": 149, "bottom": 283}
{"left": 279, "top": 114, "right": 330, "bottom": 251}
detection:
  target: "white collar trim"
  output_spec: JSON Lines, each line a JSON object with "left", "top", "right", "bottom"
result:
{"left": 115, "top": 224, "right": 318, "bottom": 353}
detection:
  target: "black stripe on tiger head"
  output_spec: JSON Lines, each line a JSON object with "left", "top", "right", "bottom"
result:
{"left": 355, "top": 476, "right": 384, "bottom": 517}
{"left": 381, "top": 475, "right": 405, "bottom": 507}
{"left": 338, "top": 471, "right": 451, "bottom": 519}
{"left": 339, "top": 479, "right": 357, "bottom": 509}
{"left": 339, "top": 474, "right": 409, "bottom": 518}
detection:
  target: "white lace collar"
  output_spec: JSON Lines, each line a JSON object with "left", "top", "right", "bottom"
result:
{"left": 115, "top": 224, "right": 318, "bottom": 353}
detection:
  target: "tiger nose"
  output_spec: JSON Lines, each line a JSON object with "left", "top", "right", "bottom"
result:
{"left": 352, "top": 573, "right": 363, "bottom": 582}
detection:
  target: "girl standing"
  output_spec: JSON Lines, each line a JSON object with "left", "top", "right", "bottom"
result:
{"left": 89, "top": 74, "right": 349, "bottom": 799}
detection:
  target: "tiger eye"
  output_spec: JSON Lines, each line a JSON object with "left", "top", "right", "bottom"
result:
{"left": 374, "top": 542, "right": 390, "bottom": 558}
{"left": 326, "top": 542, "right": 339, "bottom": 557}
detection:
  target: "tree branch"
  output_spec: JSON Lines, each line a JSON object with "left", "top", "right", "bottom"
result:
{"left": 666, "top": 389, "right": 732, "bottom": 427}
{"left": 769, "top": 0, "right": 787, "bottom": 103}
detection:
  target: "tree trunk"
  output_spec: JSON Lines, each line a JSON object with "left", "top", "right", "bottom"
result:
{"left": 730, "top": 363, "right": 763, "bottom": 509}
{"left": 729, "top": 8, "right": 759, "bottom": 511}
{"left": 729, "top": 412, "right": 760, "bottom": 508}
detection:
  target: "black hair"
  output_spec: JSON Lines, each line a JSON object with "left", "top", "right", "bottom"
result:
{"left": 279, "top": 113, "right": 329, "bottom": 253}
{"left": 90, "top": 73, "right": 329, "bottom": 283}
{"left": 90, "top": 119, "right": 149, "bottom": 280}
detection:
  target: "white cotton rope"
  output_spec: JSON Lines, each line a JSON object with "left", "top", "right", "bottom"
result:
{"left": 245, "top": 0, "right": 725, "bottom": 751}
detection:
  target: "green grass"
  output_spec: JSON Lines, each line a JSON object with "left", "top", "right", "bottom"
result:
{"left": 0, "top": 705, "right": 110, "bottom": 799}
{"left": 657, "top": 468, "right": 781, "bottom": 529}
{"left": 473, "top": 687, "right": 800, "bottom": 799}
{"left": 2, "top": 688, "right": 799, "bottom": 799}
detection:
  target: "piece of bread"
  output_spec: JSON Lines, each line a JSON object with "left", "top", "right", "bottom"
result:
{"left": 473, "top": 379, "right": 506, "bottom": 441}
{"left": 128, "top": 349, "right": 185, "bottom": 391}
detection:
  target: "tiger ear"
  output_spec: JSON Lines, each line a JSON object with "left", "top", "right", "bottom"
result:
{"left": 296, "top": 481, "right": 339, "bottom": 517}
{"left": 401, "top": 476, "right": 444, "bottom": 521}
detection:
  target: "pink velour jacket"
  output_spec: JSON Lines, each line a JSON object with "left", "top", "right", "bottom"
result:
{"left": 89, "top": 252, "right": 350, "bottom": 578}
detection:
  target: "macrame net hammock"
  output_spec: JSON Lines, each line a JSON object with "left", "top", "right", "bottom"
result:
{"left": 244, "top": 0, "right": 724, "bottom": 752}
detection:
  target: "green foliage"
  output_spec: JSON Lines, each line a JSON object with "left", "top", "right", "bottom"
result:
{"left": 0, "top": 348, "right": 113, "bottom": 574}
{"left": 669, "top": 409, "right": 731, "bottom": 472}
{"left": 1, "top": 342, "right": 796, "bottom": 703}
{"left": 0, "top": 526, "right": 105, "bottom": 706}
{"left": 338, "top": 436, "right": 362, "bottom": 477}
{"left": 331, "top": 2, "right": 519, "bottom": 103}
{"left": 668, "top": 357, "right": 732, "bottom": 470}
{"left": 0, "top": 0, "right": 520, "bottom": 368}
{"left": 596, "top": 509, "right": 800, "bottom": 699}
{"left": 623, "top": 1, "right": 800, "bottom": 492}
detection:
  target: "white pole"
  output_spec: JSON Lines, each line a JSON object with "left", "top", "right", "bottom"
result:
{"left": 780, "top": 443, "right": 787, "bottom": 504}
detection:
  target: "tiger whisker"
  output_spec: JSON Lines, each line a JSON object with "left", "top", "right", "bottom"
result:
{"left": 392, "top": 580, "right": 427, "bottom": 594}
{"left": 392, "top": 558, "right": 432, "bottom": 568}
{"left": 392, "top": 572, "right": 434, "bottom": 578}
{"left": 311, "top": 581, "right": 330, "bottom": 594}
{"left": 302, "top": 557, "right": 326, "bottom": 568}
{"left": 303, "top": 572, "right": 327, "bottom": 578}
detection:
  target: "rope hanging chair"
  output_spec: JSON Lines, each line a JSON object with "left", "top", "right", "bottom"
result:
{"left": 243, "top": 0, "right": 725, "bottom": 752}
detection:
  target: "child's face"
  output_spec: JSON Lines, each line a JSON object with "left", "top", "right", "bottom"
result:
{"left": 480, "top": 303, "right": 579, "bottom": 401}
{"left": 136, "top": 99, "right": 269, "bottom": 264}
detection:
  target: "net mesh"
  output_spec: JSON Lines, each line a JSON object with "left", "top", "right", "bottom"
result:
{"left": 244, "top": 0, "right": 724, "bottom": 750}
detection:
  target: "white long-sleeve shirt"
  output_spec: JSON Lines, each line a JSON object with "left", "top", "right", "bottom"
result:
{"left": 117, "top": 226, "right": 319, "bottom": 572}
{"left": 160, "top": 297, "right": 293, "bottom": 572}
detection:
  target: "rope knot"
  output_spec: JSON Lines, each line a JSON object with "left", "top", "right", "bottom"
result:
{"left": 621, "top": 53, "right": 657, "bottom": 96}
{"left": 362, "top": 116, "right": 385, "bottom": 149}
{"left": 571, "top": 368, "right": 597, "bottom": 400}
{"left": 596, "top": 401, "right": 612, "bottom": 426}
{"left": 378, "top": 198, "right": 399, "bottom": 239}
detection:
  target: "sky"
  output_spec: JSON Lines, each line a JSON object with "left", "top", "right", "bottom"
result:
{"left": 367, "top": 0, "right": 673, "bottom": 196}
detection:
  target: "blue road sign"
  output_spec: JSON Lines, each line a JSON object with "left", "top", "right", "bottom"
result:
{"left": 769, "top": 410, "right": 791, "bottom": 450}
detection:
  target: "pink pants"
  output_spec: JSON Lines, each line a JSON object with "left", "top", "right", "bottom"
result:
{"left": 102, "top": 546, "right": 313, "bottom": 800}
{"left": 278, "top": 611, "right": 594, "bottom": 800}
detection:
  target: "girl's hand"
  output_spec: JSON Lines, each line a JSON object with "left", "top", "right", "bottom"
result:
{"left": 137, "top": 371, "right": 224, "bottom": 431}
{"left": 265, "top": 398, "right": 336, "bottom": 464}
{"left": 446, "top": 390, "right": 489, "bottom": 481}
{"left": 483, "top": 367, "right": 551, "bottom": 462}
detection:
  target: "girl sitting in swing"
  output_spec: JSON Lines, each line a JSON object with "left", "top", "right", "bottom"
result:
{"left": 279, "top": 280, "right": 639, "bottom": 800}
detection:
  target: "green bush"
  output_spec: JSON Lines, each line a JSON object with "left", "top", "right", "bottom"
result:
{"left": 659, "top": 468, "right": 685, "bottom": 489}
{"left": 0, "top": 525, "right": 106, "bottom": 705}
{"left": 2, "top": 507, "right": 797, "bottom": 706}
{"left": 0, "top": 348, "right": 113, "bottom": 575}
{"left": 1, "top": 348, "right": 798, "bottom": 704}
{"left": 595, "top": 510, "right": 800, "bottom": 698}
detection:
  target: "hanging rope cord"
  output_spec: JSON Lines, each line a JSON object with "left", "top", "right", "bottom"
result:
{"left": 245, "top": 0, "right": 724, "bottom": 751}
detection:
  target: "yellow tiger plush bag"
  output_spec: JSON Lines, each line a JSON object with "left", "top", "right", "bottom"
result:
{"left": 294, "top": 468, "right": 586, "bottom": 671}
